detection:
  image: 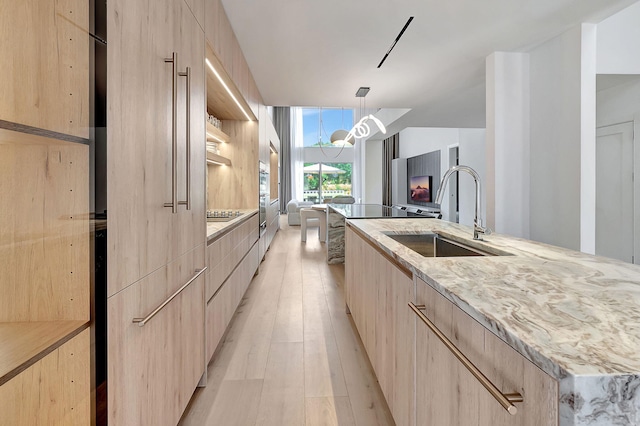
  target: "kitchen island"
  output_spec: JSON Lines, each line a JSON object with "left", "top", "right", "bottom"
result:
{"left": 327, "top": 204, "right": 438, "bottom": 264}
{"left": 345, "top": 218, "right": 640, "bottom": 426}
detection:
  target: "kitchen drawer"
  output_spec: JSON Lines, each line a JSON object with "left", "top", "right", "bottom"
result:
{"left": 0, "top": 328, "right": 90, "bottom": 425}
{"left": 108, "top": 247, "right": 205, "bottom": 426}
{"left": 206, "top": 241, "right": 259, "bottom": 362}
{"left": 206, "top": 214, "right": 259, "bottom": 300}
{"left": 415, "top": 278, "right": 558, "bottom": 426}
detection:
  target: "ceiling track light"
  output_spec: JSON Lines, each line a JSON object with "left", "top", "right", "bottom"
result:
{"left": 377, "top": 16, "right": 414, "bottom": 68}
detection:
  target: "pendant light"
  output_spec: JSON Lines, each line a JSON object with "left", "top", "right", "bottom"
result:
{"left": 330, "top": 87, "right": 386, "bottom": 146}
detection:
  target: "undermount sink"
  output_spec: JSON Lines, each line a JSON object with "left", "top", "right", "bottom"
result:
{"left": 384, "top": 233, "right": 497, "bottom": 257}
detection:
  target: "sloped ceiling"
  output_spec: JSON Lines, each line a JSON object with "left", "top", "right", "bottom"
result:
{"left": 222, "top": 0, "right": 636, "bottom": 129}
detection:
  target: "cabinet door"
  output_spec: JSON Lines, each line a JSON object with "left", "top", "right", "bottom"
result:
{"left": 108, "top": 247, "right": 205, "bottom": 426}
{"left": 415, "top": 279, "right": 558, "bottom": 426}
{"left": 108, "top": 0, "right": 205, "bottom": 296}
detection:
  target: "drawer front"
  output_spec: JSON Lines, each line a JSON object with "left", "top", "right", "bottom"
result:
{"left": 206, "top": 214, "right": 259, "bottom": 300}
{"left": 0, "top": 328, "right": 90, "bottom": 425}
{"left": 206, "top": 241, "right": 259, "bottom": 362}
{"left": 108, "top": 247, "right": 205, "bottom": 426}
{"left": 415, "top": 278, "right": 558, "bottom": 426}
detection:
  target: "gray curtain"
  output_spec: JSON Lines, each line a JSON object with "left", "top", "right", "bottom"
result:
{"left": 382, "top": 133, "right": 399, "bottom": 206}
{"left": 273, "top": 107, "right": 291, "bottom": 213}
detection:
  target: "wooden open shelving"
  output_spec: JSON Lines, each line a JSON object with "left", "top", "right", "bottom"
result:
{"left": 206, "top": 151, "right": 231, "bottom": 166}
{"left": 206, "top": 121, "right": 230, "bottom": 144}
{"left": 0, "top": 321, "right": 88, "bottom": 386}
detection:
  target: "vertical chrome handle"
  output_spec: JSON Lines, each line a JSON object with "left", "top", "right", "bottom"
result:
{"left": 164, "top": 52, "right": 178, "bottom": 214}
{"left": 178, "top": 67, "right": 191, "bottom": 210}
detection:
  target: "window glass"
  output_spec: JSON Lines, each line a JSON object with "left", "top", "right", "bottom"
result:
{"left": 302, "top": 108, "right": 354, "bottom": 147}
{"left": 303, "top": 162, "right": 352, "bottom": 203}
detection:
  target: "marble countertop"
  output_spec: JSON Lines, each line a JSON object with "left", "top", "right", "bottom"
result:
{"left": 206, "top": 209, "right": 258, "bottom": 243}
{"left": 347, "top": 218, "right": 640, "bottom": 425}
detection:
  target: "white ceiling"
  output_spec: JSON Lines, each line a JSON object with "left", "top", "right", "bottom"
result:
{"left": 221, "top": 0, "right": 636, "bottom": 131}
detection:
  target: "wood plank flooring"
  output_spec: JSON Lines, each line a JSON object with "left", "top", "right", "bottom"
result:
{"left": 179, "top": 217, "right": 394, "bottom": 426}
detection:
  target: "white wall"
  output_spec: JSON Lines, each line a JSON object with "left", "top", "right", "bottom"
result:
{"left": 397, "top": 127, "right": 486, "bottom": 228}
{"left": 485, "top": 52, "right": 530, "bottom": 239}
{"left": 363, "top": 139, "right": 383, "bottom": 204}
{"left": 459, "top": 129, "right": 487, "bottom": 227}
{"left": 597, "top": 76, "right": 640, "bottom": 126}
{"left": 597, "top": 1, "right": 640, "bottom": 74}
{"left": 528, "top": 24, "right": 596, "bottom": 252}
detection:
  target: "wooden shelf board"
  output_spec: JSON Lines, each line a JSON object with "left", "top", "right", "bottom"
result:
{"left": 0, "top": 120, "right": 89, "bottom": 146}
{"left": 205, "top": 44, "right": 256, "bottom": 121}
{"left": 206, "top": 121, "right": 230, "bottom": 143}
{"left": 0, "top": 320, "right": 89, "bottom": 386}
{"left": 206, "top": 151, "right": 231, "bottom": 166}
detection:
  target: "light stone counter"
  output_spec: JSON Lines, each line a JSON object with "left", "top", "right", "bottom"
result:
{"left": 347, "top": 218, "right": 640, "bottom": 426}
{"left": 206, "top": 209, "right": 258, "bottom": 243}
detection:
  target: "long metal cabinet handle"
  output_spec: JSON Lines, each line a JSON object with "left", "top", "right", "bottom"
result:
{"left": 133, "top": 267, "right": 207, "bottom": 327}
{"left": 409, "top": 302, "right": 523, "bottom": 415}
{"left": 163, "top": 52, "right": 178, "bottom": 213}
{"left": 178, "top": 67, "right": 191, "bottom": 210}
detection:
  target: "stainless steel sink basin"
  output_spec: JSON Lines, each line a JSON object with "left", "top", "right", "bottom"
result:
{"left": 384, "top": 233, "right": 496, "bottom": 257}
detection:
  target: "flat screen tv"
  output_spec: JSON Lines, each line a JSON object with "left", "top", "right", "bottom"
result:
{"left": 409, "top": 175, "right": 432, "bottom": 203}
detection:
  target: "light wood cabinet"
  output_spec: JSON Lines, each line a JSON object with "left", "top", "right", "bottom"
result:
{"left": 345, "top": 225, "right": 414, "bottom": 426}
{"left": 108, "top": 247, "right": 205, "bottom": 426}
{"left": 0, "top": 125, "right": 91, "bottom": 424}
{"left": 206, "top": 240, "right": 260, "bottom": 361}
{"left": 415, "top": 278, "right": 558, "bottom": 426}
{"left": 107, "top": 0, "right": 205, "bottom": 296}
{"left": 0, "top": 0, "right": 89, "bottom": 139}
{"left": 347, "top": 226, "right": 558, "bottom": 426}
{"left": 206, "top": 214, "right": 259, "bottom": 300}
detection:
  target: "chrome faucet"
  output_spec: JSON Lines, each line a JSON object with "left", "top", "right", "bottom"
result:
{"left": 434, "top": 165, "right": 489, "bottom": 240}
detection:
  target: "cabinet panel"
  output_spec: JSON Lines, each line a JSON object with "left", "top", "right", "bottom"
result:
{"left": 206, "top": 241, "right": 259, "bottom": 362}
{"left": 108, "top": 0, "right": 205, "bottom": 296}
{"left": 415, "top": 279, "right": 558, "bottom": 426}
{"left": 0, "top": 140, "right": 89, "bottom": 321}
{"left": 108, "top": 247, "right": 205, "bottom": 426}
{"left": 0, "top": 0, "right": 89, "bottom": 138}
{"left": 184, "top": 0, "right": 205, "bottom": 29}
{"left": 206, "top": 215, "right": 259, "bottom": 300}
{"left": 345, "top": 226, "right": 414, "bottom": 426}
{"left": 0, "top": 328, "right": 90, "bottom": 425}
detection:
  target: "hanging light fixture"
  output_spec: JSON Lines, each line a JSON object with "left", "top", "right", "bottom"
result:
{"left": 330, "top": 87, "right": 386, "bottom": 146}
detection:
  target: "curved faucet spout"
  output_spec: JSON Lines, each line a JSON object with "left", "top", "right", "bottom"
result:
{"left": 434, "top": 165, "right": 488, "bottom": 240}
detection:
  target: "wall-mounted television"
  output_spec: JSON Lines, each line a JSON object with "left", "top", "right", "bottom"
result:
{"left": 409, "top": 175, "right": 432, "bottom": 203}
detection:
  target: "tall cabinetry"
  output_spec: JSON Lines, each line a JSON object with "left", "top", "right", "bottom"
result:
{"left": 0, "top": 0, "right": 91, "bottom": 424}
{"left": 106, "top": 0, "right": 207, "bottom": 424}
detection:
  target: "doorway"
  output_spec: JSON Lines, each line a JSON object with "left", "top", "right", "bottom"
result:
{"left": 596, "top": 121, "right": 636, "bottom": 263}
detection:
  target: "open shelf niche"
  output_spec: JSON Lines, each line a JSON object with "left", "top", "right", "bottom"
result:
{"left": 205, "top": 43, "right": 259, "bottom": 210}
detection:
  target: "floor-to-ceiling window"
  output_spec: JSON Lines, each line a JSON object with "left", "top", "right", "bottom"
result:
{"left": 297, "top": 107, "right": 354, "bottom": 203}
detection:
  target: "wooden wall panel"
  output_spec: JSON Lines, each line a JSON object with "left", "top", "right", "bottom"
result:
{"left": 0, "top": 141, "right": 89, "bottom": 322}
{"left": 207, "top": 120, "right": 259, "bottom": 209}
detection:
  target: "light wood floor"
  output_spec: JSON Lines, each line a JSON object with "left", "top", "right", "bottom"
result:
{"left": 179, "top": 216, "right": 394, "bottom": 426}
